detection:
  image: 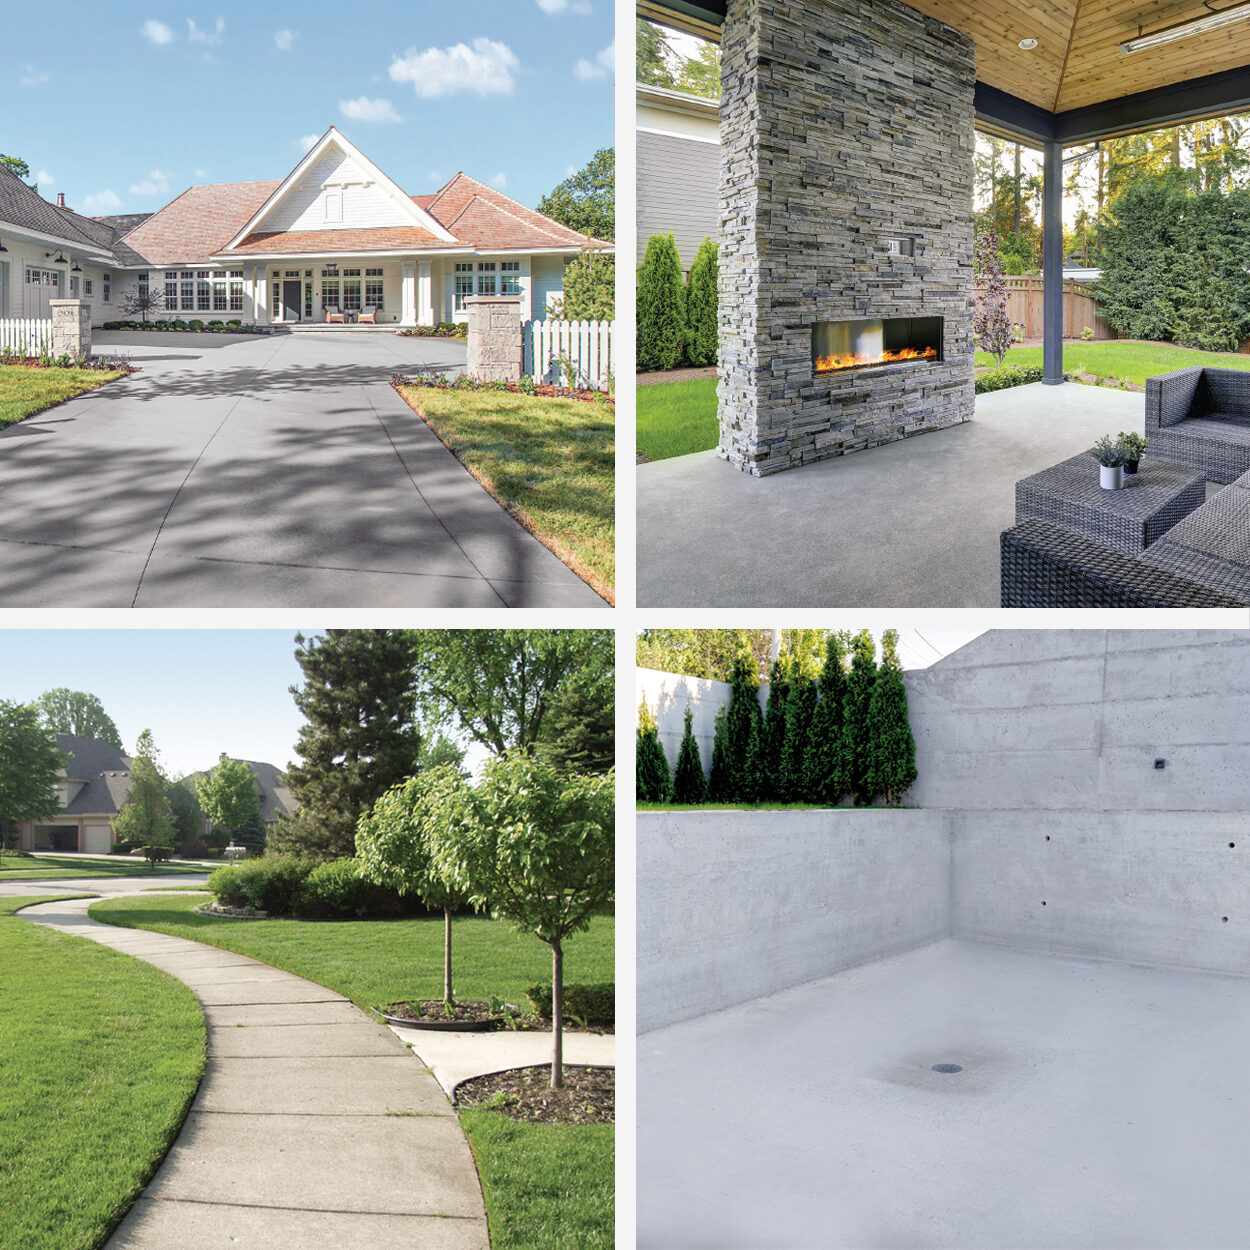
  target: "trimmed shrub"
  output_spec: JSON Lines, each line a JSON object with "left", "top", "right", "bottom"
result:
{"left": 707, "top": 702, "right": 732, "bottom": 801}
{"left": 526, "top": 982, "right": 614, "bottom": 1027}
{"left": 636, "top": 699, "right": 671, "bottom": 802}
{"left": 671, "top": 704, "right": 707, "bottom": 804}
{"left": 974, "top": 364, "right": 1046, "bottom": 394}
{"left": 637, "top": 232, "right": 686, "bottom": 371}
{"left": 684, "top": 237, "right": 718, "bottom": 367}
{"left": 295, "top": 857, "right": 417, "bottom": 919}
{"left": 207, "top": 854, "right": 315, "bottom": 913}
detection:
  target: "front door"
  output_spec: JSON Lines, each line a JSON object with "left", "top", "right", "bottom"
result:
{"left": 283, "top": 280, "right": 301, "bottom": 322}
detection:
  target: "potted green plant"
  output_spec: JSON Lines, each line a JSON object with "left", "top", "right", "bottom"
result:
{"left": 1118, "top": 431, "right": 1147, "bottom": 475}
{"left": 1089, "top": 434, "right": 1127, "bottom": 490}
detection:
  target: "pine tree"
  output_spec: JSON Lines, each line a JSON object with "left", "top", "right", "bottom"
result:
{"left": 760, "top": 656, "right": 790, "bottom": 801}
{"left": 637, "top": 232, "right": 687, "bottom": 371}
{"left": 780, "top": 667, "right": 817, "bottom": 802}
{"left": 636, "top": 699, "right": 671, "bottom": 802}
{"left": 725, "top": 649, "right": 764, "bottom": 801}
{"left": 684, "top": 237, "right": 718, "bottom": 366}
{"left": 841, "top": 630, "right": 879, "bottom": 807}
{"left": 285, "top": 630, "right": 422, "bottom": 858}
{"left": 865, "top": 630, "right": 918, "bottom": 807}
{"left": 708, "top": 703, "right": 732, "bottom": 801}
{"left": 804, "top": 631, "right": 851, "bottom": 804}
{"left": 671, "top": 705, "right": 708, "bottom": 804}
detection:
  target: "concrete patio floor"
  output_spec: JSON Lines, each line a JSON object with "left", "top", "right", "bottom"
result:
{"left": 637, "top": 381, "right": 1171, "bottom": 607}
{"left": 638, "top": 938, "right": 1250, "bottom": 1250}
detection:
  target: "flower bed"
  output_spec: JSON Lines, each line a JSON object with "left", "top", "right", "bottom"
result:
{"left": 398, "top": 321, "right": 467, "bottom": 340}
{"left": 102, "top": 319, "right": 262, "bottom": 334}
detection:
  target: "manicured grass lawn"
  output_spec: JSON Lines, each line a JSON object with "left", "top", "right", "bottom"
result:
{"left": 637, "top": 377, "right": 718, "bottom": 461}
{"left": 638, "top": 801, "right": 865, "bottom": 811}
{"left": 0, "top": 365, "right": 126, "bottom": 427}
{"left": 460, "top": 1111, "right": 614, "bottom": 1250}
{"left": 977, "top": 340, "right": 1250, "bottom": 385}
{"left": 0, "top": 852, "right": 208, "bottom": 880}
{"left": 396, "top": 385, "right": 614, "bottom": 603}
{"left": 0, "top": 896, "right": 205, "bottom": 1250}
{"left": 90, "top": 893, "right": 614, "bottom": 1250}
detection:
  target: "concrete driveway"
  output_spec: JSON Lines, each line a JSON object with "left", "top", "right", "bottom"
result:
{"left": 0, "top": 331, "right": 605, "bottom": 607}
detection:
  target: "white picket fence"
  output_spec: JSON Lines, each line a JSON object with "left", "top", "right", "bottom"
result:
{"left": 522, "top": 318, "right": 615, "bottom": 391}
{"left": 0, "top": 317, "right": 54, "bottom": 358}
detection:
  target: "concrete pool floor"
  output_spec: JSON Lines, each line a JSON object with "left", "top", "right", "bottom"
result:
{"left": 638, "top": 939, "right": 1250, "bottom": 1250}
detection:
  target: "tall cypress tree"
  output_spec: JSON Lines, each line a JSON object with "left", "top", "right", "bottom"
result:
{"left": 671, "top": 704, "right": 708, "bottom": 804}
{"left": 635, "top": 699, "right": 671, "bottom": 803}
{"left": 707, "top": 703, "right": 732, "bottom": 802}
{"left": 841, "top": 629, "right": 878, "bottom": 807}
{"left": 780, "top": 667, "right": 817, "bottom": 802}
{"left": 725, "top": 649, "right": 763, "bottom": 801}
{"left": 804, "top": 631, "right": 851, "bottom": 804}
{"left": 760, "top": 655, "right": 790, "bottom": 801}
{"left": 865, "top": 630, "right": 918, "bottom": 806}
{"left": 637, "top": 231, "right": 688, "bottom": 371}
{"left": 684, "top": 237, "right": 719, "bottom": 366}
{"left": 284, "top": 630, "right": 422, "bottom": 857}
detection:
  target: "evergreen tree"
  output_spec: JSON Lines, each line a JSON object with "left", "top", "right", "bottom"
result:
{"left": 760, "top": 655, "right": 790, "bottom": 801}
{"left": 865, "top": 630, "right": 917, "bottom": 807}
{"left": 535, "top": 657, "right": 614, "bottom": 776}
{"left": 636, "top": 699, "right": 671, "bottom": 803}
{"left": 780, "top": 667, "right": 817, "bottom": 802}
{"left": 803, "top": 631, "right": 851, "bottom": 804}
{"left": 285, "top": 630, "right": 422, "bottom": 858}
{"left": 671, "top": 705, "right": 708, "bottom": 805}
{"left": 841, "top": 630, "right": 879, "bottom": 807}
{"left": 635, "top": 17, "right": 677, "bottom": 89}
{"left": 684, "top": 237, "right": 718, "bottom": 366}
{"left": 725, "top": 649, "right": 764, "bottom": 801}
{"left": 707, "top": 703, "right": 732, "bottom": 801}
{"left": 637, "top": 232, "right": 687, "bottom": 371}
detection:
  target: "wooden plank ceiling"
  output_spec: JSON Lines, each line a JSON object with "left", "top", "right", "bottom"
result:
{"left": 879, "top": 0, "right": 1250, "bottom": 111}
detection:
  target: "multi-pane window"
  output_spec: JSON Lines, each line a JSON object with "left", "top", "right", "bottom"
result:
{"left": 365, "top": 268, "right": 384, "bottom": 310}
{"left": 321, "top": 268, "right": 341, "bottom": 311}
{"left": 164, "top": 273, "right": 177, "bottom": 309}
{"left": 212, "top": 274, "right": 228, "bottom": 311}
{"left": 102, "top": 274, "right": 111, "bottom": 303}
{"left": 272, "top": 270, "right": 282, "bottom": 319}
{"left": 197, "top": 278, "right": 211, "bottom": 312}
{"left": 228, "top": 271, "right": 243, "bottom": 312}
{"left": 84, "top": 279, "right": 94, "bottom": 296}
{"left": 477, "top": 261, "right": 497, "bottom": 296}
{"left": 342, "top": 268, "right": 362, "bottom": 311}
{"left": 500, "top": 260, "right": 520, "bottom": 296}
{"left": 181, "top": 271, "right": 195, "bottom": 312}
{"left": 454, "top": 262, "right": 473, "bottom": 311}
{"left": 304, "top": 281, "right": 313, "bottom": 320}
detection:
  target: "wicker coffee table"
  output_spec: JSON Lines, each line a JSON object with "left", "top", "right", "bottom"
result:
{"left": 1015, "top": 454, "right": 1206, "bottom": 555}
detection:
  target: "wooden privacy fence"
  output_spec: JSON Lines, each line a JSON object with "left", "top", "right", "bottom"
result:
{"left": 974, "top": 277, "right": 1117, "bottom": 341}
{"left": 0, "top": 317, "right": 54, "bottom": 357}
{"left": 522, "top": 318, "right": 615, "bottom": 390}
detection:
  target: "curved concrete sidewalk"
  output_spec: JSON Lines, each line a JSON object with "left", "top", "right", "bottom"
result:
{"left": 21, "top": 896, "right": 489, "bottom": 1250}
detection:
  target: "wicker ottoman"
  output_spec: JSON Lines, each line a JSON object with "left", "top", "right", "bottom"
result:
{"left": 1015, "top": 454, "right": 1206, "bottom": 555}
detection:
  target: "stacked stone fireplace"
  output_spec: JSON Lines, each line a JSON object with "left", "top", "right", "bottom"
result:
{"left": 718, "top": 0, "right": 977, "bottom": 476}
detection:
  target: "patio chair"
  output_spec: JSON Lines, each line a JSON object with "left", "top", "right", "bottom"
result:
{"left": 1146, "top": 366, "right": 1250, "bottom": 484}
{"left": 358, "top": 306, "right": 378, "bottom": 324}
{"left": 325, "top": 306, "right": 345, "bottom": 324}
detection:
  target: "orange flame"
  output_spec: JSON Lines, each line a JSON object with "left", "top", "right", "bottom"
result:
{"left": 814, "top": 344, "right": 938, "bottom": 373}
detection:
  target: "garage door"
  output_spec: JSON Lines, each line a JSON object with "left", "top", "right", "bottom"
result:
{"left": 82, "top": 824, "right": 111, "bottom": 854}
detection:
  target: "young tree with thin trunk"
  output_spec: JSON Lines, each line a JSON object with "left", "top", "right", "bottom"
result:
{"left": 433, "top": 756, "right": 614, "bottom": 1089}
{"left": 113, "top": 731, "right": 175, "bottom": 857}
{"left": 973, "top": 231, "right": 1021, "bottom": 366}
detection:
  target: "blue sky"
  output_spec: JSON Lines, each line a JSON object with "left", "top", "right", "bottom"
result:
{"left": 3, "top": 0, "right": 614, "bottom": 218}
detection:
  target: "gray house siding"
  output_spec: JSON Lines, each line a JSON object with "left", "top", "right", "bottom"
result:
{"left": 636, "top": 129, "right": 721, "bottom": 273}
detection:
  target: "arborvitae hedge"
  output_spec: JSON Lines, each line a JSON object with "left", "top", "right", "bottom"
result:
{"left": 685, "top": 237, "right": 719, "bottom": 367}
{"left": 865, "top": 630, "right": 917, "bottom": 806}
{"left": 780, "top": 667, "right": 817, "bottom": 802}
{"left": 842, "top": 629, "right": 879, "bottom": 808}
{"left": 726, "top": 650, "right": 764, "bottom": 801}
{"left": 804, "top": 631, "right": 850, "bottom": 803}
{"left": 761, "top": 656, "right": 790, "bottom": 802}
{"left": 636, "top": 699, "right": 671, "bottom": 802}
{"left": 637, "top": 232, "right": 687, "bottom": 371}
{"left": 672, "top": 704, "right": 708, "bottom": 804}
{"left": 708, "top": 703, "right": 732, "bottom": 801}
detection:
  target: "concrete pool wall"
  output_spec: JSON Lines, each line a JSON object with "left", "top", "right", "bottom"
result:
{"left": 638, "top": 630, "right": 1250, "bottom": 1032}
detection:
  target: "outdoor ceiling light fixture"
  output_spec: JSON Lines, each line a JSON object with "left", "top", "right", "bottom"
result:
{"left": 52, "top": 253, "right": 67, "bottom": 264}
{"left": 0, "top": 237, "right": 7, "bottom": 252}
{"left": 70, "top": 261, "right": 81, "bottom": 272}
{"left": 1017, "top": 37, "right": 1039, "bottom": 49}
{"left": 1120, "top": 1, "right": 1250, "bottom": 52}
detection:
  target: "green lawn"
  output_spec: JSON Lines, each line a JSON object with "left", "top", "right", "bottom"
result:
{"left": 0, "top": 365, "right": 126, "bottom": 427}
{"left": 638, "top": 802, "right": 912, "bottom": 811}
{"left": 396, "top": 384, "right": 614, "bottom": 603}
{"left": 637, "top": 377, "right": 718, "bottom": 461}
{"left": 0, "top": 852, "right": 208, "bottom": 881}
{"left": 0, "top": 896, "right": 205, "bottom": 1250}
{"left": 89, "top": 893, "right": 614, "bottom": 1250}
{"left": 977, "top": 340, "right": 1250, "bottom": 385}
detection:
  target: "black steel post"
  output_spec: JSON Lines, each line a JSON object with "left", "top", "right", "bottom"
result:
{"left": 1042, "top": 138, "right": 1064, "bottom": 385}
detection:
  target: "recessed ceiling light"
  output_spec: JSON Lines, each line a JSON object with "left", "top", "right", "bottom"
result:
{"left": 1018, "top": 37, "right": 1039, "bottom": 50}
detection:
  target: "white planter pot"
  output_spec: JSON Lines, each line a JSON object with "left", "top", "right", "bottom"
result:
{"left": 1100, "top": 464, "right": 1124, "bottom": 490}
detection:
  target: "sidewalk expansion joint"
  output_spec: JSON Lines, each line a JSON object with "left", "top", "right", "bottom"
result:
{"left": 139, "top": 1195, "right": 483, "bottom": 1220}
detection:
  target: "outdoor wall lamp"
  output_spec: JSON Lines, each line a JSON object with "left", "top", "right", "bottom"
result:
{"left": 0, "top": 237, "right": 7, "bottom": 252}
{"left": 52, "top": 253, "right": 67, "bottom": 264}
{"left": 1120, "top": 2, "right": 1250, "bottom": 53}
{"left": 70, "top": 261, "right": 81, "bottom": 272}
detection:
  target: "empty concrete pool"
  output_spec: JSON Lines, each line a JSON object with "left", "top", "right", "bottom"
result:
{"left": 637, "top": 630, "right": 1250, "bottom": 1249}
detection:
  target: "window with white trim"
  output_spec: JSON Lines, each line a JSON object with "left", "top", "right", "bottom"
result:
{"left": 271, "top": 270, "right": 281, "bottom": 319}
{"left": 500, "top": 260, "right": 520, "bottom": 296}
{"left": 212, "top": 273, "right": 228, "bottom": 311}
{"left": 181, "top": 272, "right": 195, "bottom": 312}
{"left": 321, "top": 268, "right": 341, "bottom": 311}
{"left": 342, "top": 267, "right": 362, "bottom": 311}
{"left": 102, "top": 273, "right": 111, "bottom": 303}
{"left": 84, "top": 279, "right": 94, "bottom": 296}
{"left": 476, "top": 261, "right": 497, "bottom": 296}
{"left": 454, "top": 262, "right": 473, "bottom": 311}
{"left": 197, "top": 278, "right": 211, "bottom": 312}
{"left": 228, "top": 271, "right": 243, "bottom": 312}
{"left": 165, "top": 273, "right": 178, "bottom": 309}
{"left": 365, "top": 268, "right": 384, "bottom": 310}
{"left": 304, "top": 281, "right": 313, "bottom": 320}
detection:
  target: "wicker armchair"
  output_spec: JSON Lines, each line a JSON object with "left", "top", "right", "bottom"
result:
{"left": 358, "top": 305, "right": 378, "bottom": 324}
{"left": 325, "top": 305, "right": 345, "bottom": 324}
{"left": 1145, "top": 366, "right": 1250, "bottom": 484}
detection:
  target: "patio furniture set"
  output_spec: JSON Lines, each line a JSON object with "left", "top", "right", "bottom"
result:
{"left": 1001, "top": 367, "right": 1250, "bottom": 607}
{"left": 325, "top": 306, "right": 379, "bottom": 324}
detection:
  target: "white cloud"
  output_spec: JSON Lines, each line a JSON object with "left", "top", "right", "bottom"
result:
{"left": 187, "top": 17, "right": 225, "bottom": 45}
{"left": 536, "top": 0, "right": 592, "bottom": 12}
{"left": 297, "top": 134, "right": 320, "bottom": 153}
{"left": 81, "top": 189, "right": 123, "bottom": 213}
{"left": 194, "top": 167, "right": 206, "bottom": 177}
{"left": 20, "top": 65, "right": 49, "bottom": 87}
{"left": 574, "top": 40, "right": 615, "bottom": 81}
{"left": 274, "top": 28, "right": 296, "bottom": 51}
{"left": 427, "top": 170, "right": 444, "bottom": 185}
{"left": 338, "top": 96, "right": 402, "bottom": 123}
{"left": 389, "top": 38, "right": 519, "bottom": 99}
{"left": 130, "top": 170, "right": 170, "bottom": 197}
{"left": 488, "top": 172, "right": 507, "bottom": 189}
{"left": 142, "top": 19, "right": 175, "bottom": 45}
{"left": 36, "top": 170, "right": 54, "bottom": 186}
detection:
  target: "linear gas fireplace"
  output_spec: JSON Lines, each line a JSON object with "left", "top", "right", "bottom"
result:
{"left": 812, "top": 317, "right": 944, "bottom": 376}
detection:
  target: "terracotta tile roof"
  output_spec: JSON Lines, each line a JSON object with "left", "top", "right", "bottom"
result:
{"left": 119, "top": 181, "right": 281, "bottom": 266}
{"left": 224, "top": 225, "right": 462, "bottom": 256}
{"left": 420, "top": 173, "right": 610, "bottom": 250}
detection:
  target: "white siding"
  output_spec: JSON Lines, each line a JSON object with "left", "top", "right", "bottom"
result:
{"left": 257, "top": 146, "right": 415, "bottom": 234}
{"left": 637, "top": 129, "right": 721, "bottom": 272}
{"left": 529, "top": 255, "right": 568, "bottom": 318}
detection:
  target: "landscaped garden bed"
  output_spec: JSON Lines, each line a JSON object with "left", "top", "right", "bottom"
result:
{"left": 457, "top": 1064, "right": 613, "bottom": 1126}
{"left": 397, "top": 322, "right": 467, "bottom": 340}
{"left": 102, "top": 319, "right": 262, "bottom": 334}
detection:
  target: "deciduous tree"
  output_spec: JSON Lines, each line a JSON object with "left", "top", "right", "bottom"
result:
{"left": 0, "top": 700, "right": 63, "bottom": 860}
{"left": 196, "top": 756, "right": 262, "bottom": 843}
{"left": 35, "top": 688, "right": 122, "bottom": 747}
{"left": 537, "top": 148, "right": 614, "bottom": 242}
{"left": 112, "top": 731, "right": 175, "bottom": 852}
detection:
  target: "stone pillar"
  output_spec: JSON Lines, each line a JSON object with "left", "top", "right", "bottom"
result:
{"left": 49, "top": 300, "right": 91, "bottom": 358}
{"left": 464, "top": 295, "right": 523, "bottom": 382}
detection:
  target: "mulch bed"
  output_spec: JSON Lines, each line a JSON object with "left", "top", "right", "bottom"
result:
{"left": 0, "top": 356, "right": 137, "bottom": 373}
{"left": 379, "top": 999, "right": 612, "bottom": 1034}
{"left": 393, "top": 378, "right": 612, "bottom": 405}
{"left": 455, "top": 1064, "right": 614, "bottom": 1125}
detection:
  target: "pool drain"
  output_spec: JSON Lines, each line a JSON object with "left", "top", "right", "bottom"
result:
{"left": 931, "top": 1063, "right": 963, "bottom": 1074}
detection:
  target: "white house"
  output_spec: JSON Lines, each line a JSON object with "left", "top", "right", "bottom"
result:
{"left": 0, "top": 127, "right": 609, "bottom": 330}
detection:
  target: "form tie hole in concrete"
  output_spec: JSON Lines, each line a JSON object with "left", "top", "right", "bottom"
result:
{"left": 1223, "top": 916, "right": 1230, "bottom": 923}
{"left": 1041, "top": 901, "right": 1047, "bottom": 906}
{"left": 932, "top": 1064, "right": 963, "bottom": 1074}
{"left": 1045, "top": 835, "right": 1050, "bottom": 841}
{"left": 1230, "top": 843, "right": 1236, "bottom": 849}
